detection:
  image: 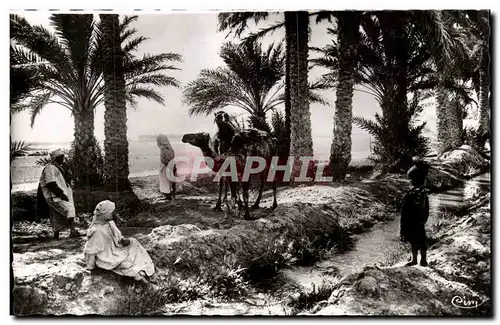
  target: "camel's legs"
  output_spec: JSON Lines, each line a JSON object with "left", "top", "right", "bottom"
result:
{"left": 227, "top": 180, "right": 242, "bottom": 214}
{"left": 272, "top": 181, "right": 278, "bottom": 210}
{"left": 251, "top": 173, "right": 266, "bottom": 209}
{"left": 242, "top": 182, "right": 251, "bottom": 220}
{"left": 212, "top": 178, "right": 224, "bottom": 211}
{"left": 233, "top": 181, "right": 243, "bottom": 210}
{"left": 172, "top": 165, "right": 177, "bottom": 200}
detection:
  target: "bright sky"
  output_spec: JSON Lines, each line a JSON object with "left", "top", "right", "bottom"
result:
{"left": 11, "top": 11, "right": 387, "bottom": 143}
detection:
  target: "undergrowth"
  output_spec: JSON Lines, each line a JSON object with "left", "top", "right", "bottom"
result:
{"left": 245, "top": 235, "right": 341, "bottom": 283}
{"left": 110, "top": 256, "right": 250, "bottom": 315}
{"left": 287, "top": 279, "right": 337, "bottom": 313}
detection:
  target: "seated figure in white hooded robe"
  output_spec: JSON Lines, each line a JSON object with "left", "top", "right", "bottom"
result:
{"left": 84, "top": 200, "right": 155, "bottom": 283}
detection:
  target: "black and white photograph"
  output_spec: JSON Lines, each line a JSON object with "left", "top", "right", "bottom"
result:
{"left": 8, "top": 7, "right": 492, "bottom": 316}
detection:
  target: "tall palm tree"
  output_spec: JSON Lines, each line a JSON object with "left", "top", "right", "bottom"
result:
{"left": 100, "top": 14, "right": 130, "bottom": 191}
{"left": 285, "top": 12, "right": 314, "bottom": 157}
{"left": 10, "top": 14, "right": 102, "bottom": 186}
{"left": 10, "top": 14, "right": 181, "bottom": 188}
{"left": 452, "top": 10, "right": 490, "bottom": 144}
{"left": 218, "top": 11, "right": 318, "bottom": 157}
{"left": 314, "top": 10, "right": 473, "bottom": 170}
{"left": 313, "top": 13, "right": 432, "bottom": 171}
{"left": 326, "top": 11, "right": 362, "bottom": 180}
{"left": 425, "top": 10, "right": 473, "bottom": 154}
{"left": 183, "top": 39, "right": 285, "bottom": 134}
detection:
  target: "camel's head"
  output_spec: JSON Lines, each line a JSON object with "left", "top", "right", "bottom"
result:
{"left": 214, "top": 111, "right": 231, "bottom": 126}
{"left": 181, "top": 132, "right": 211, "bottom": 148}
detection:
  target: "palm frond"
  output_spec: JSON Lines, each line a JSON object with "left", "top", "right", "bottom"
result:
{"left": 35, "top": 157, "right": 52, "bottom": 167}
{"left": 120, "top": 15, "right": 139, "bottom": 31}
{"left": 126, "top": 86, "right": 165, "bottom": 107}
{"left": 124, "top": 53, "right": 182, "bottom": 76}
{"left": 49, "top": 14, "right": 94, "bottom": 81}
{"left": 127, "top": 74, "right": 180, "bottom": 88}
{"left": 184, "top": 39, "right": 286, "bottom": 118}
{"left": 123, "top": 36, "right": 148, "bottom": 55}
{"left": 10, "top": 139, "right": 32, "bottom": 162}
{"left": 217, "top": 12, "right": 272, "bottom": 38}
{"left": 29, "top": 91, "right": 53, "bottom": 128}
{"left": 308, "top": 81, "right": 330, "bottom": 106}
{"left": 11, "top": 14, "right": 74, "bottom": 78}
{"left": 353, "top": 116, "right": 385, "bottom": 139}
{"left": 10, "top": 46, "right": 44, "bottom": 108}
{"left": 183, "top": 67, "right": 251, "bottom": 115}
{"left": 242, "top": 21, "right": 286, "bottom": 43}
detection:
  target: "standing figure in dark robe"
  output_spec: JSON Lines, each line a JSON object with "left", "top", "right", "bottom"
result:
{"left": 400, "top": 162, "right": 430, "bottom": 266}
{"left": 36, "top": 149, "right": 82, "bottom": 239}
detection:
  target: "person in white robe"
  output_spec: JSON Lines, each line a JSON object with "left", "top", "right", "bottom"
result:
{"left": 156, "top": 134, "right": 182, "bottom": 200}
{"left": 84, "top": 200, "right": 155, "bottom": 284}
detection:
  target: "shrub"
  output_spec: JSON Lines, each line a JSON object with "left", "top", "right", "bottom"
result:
{"left": 287, "top": 279, "right": 337, "bottom": 313}
{"left": 427, "top": 211, "right": 458, "bottom": 238}
{"left": 354, "top": 92, "right": 430, "bottom": 173}
{"left": 198, "top": 255, "right": 249, "bottom": 299}
{"left": 110, "top": 283, "right": 174, "bottom": 316}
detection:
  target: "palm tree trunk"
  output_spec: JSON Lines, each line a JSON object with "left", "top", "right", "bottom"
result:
{"left": 284, "top": 13, "right": 293, "bottom": 158}
{"left": 478, "top": 45, "right": 490, "bottom": 141}
{"left": 329, "top": 12, "right": 360, "bottom": 180}
{"left": 436, "top": 86, "right": 452, "bottom": 154}
{"left": 100, "top": 14, "right": 130, "bottom": 191}
{"left": 448, "top": 96, "right": 464, "bottom": 149}
{"left": 72, "top": 108, "right": 101, "bottom": 188}
{"left": 286, "top": 11, "right": 314, "bottom": 158}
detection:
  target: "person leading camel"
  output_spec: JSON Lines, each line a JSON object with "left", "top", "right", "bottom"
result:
{"left": 400, "top": 162, "right": 430, "bottom": 267}
{"left": 84, "top": 200, "right": 155, "bottom": 284}
{"left": 36, "top": 149, "right": 82, "bottom": 239}
{"left": 157, "top": 134, "right": 182, "bottom": 200}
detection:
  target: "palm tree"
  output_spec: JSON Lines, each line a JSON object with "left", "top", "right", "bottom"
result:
{"left": 284, "top": 12, "right": 314, "bottom": 157}
{"left": 427, "top": 10, "right": 473, "bottom": 153}
{"left": 314, "top": 11, "right": 474, "bottom": 170}
{"left": 100, "top": 14, "right": 130, "bottom": 191}
{"left": 451, "top": 10, "right": 490, "bottom": 145}
{"left": 313, "top": 14, "right": 432, "bottom": 171}
{"left": 218, "top": 11, "right": 318, "bottom": 157}
{"left": 473, "top": 11, "right": 491, "bottom": 142}
{"left": 183, "top": 39, "right": 285, "bottom": 134}
{"left": 10, "top": 14, "right": 181, "bottom": 188}
{"left": 326, "top": 11, "right": 362, "bottom": 180}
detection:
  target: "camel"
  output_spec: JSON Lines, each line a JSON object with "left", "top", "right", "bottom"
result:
{"left": 226, "top": 127, "right": 279, "bottom": 219}
{"left": 181, "top": 132, "right": 241, "bottom": 211}
{"left": 197, "top": 110, "right": 241, "bottom": 211}
{"left": 182, "top": 129, "right": 279, "bottom": 220}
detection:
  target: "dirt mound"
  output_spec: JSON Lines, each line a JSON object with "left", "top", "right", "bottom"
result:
{"left": 308, "top": 197, "right": 491, "bottom": 316}
{"left": 426, "top": 145, "right": 489, "bottom": 191}
{"left": 147, "top": 204, "right": 346, "bottom": 273}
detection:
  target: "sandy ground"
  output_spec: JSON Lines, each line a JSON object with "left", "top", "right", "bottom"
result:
{"left": 10, "top": 145, "right": 491, "bottom": 316}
